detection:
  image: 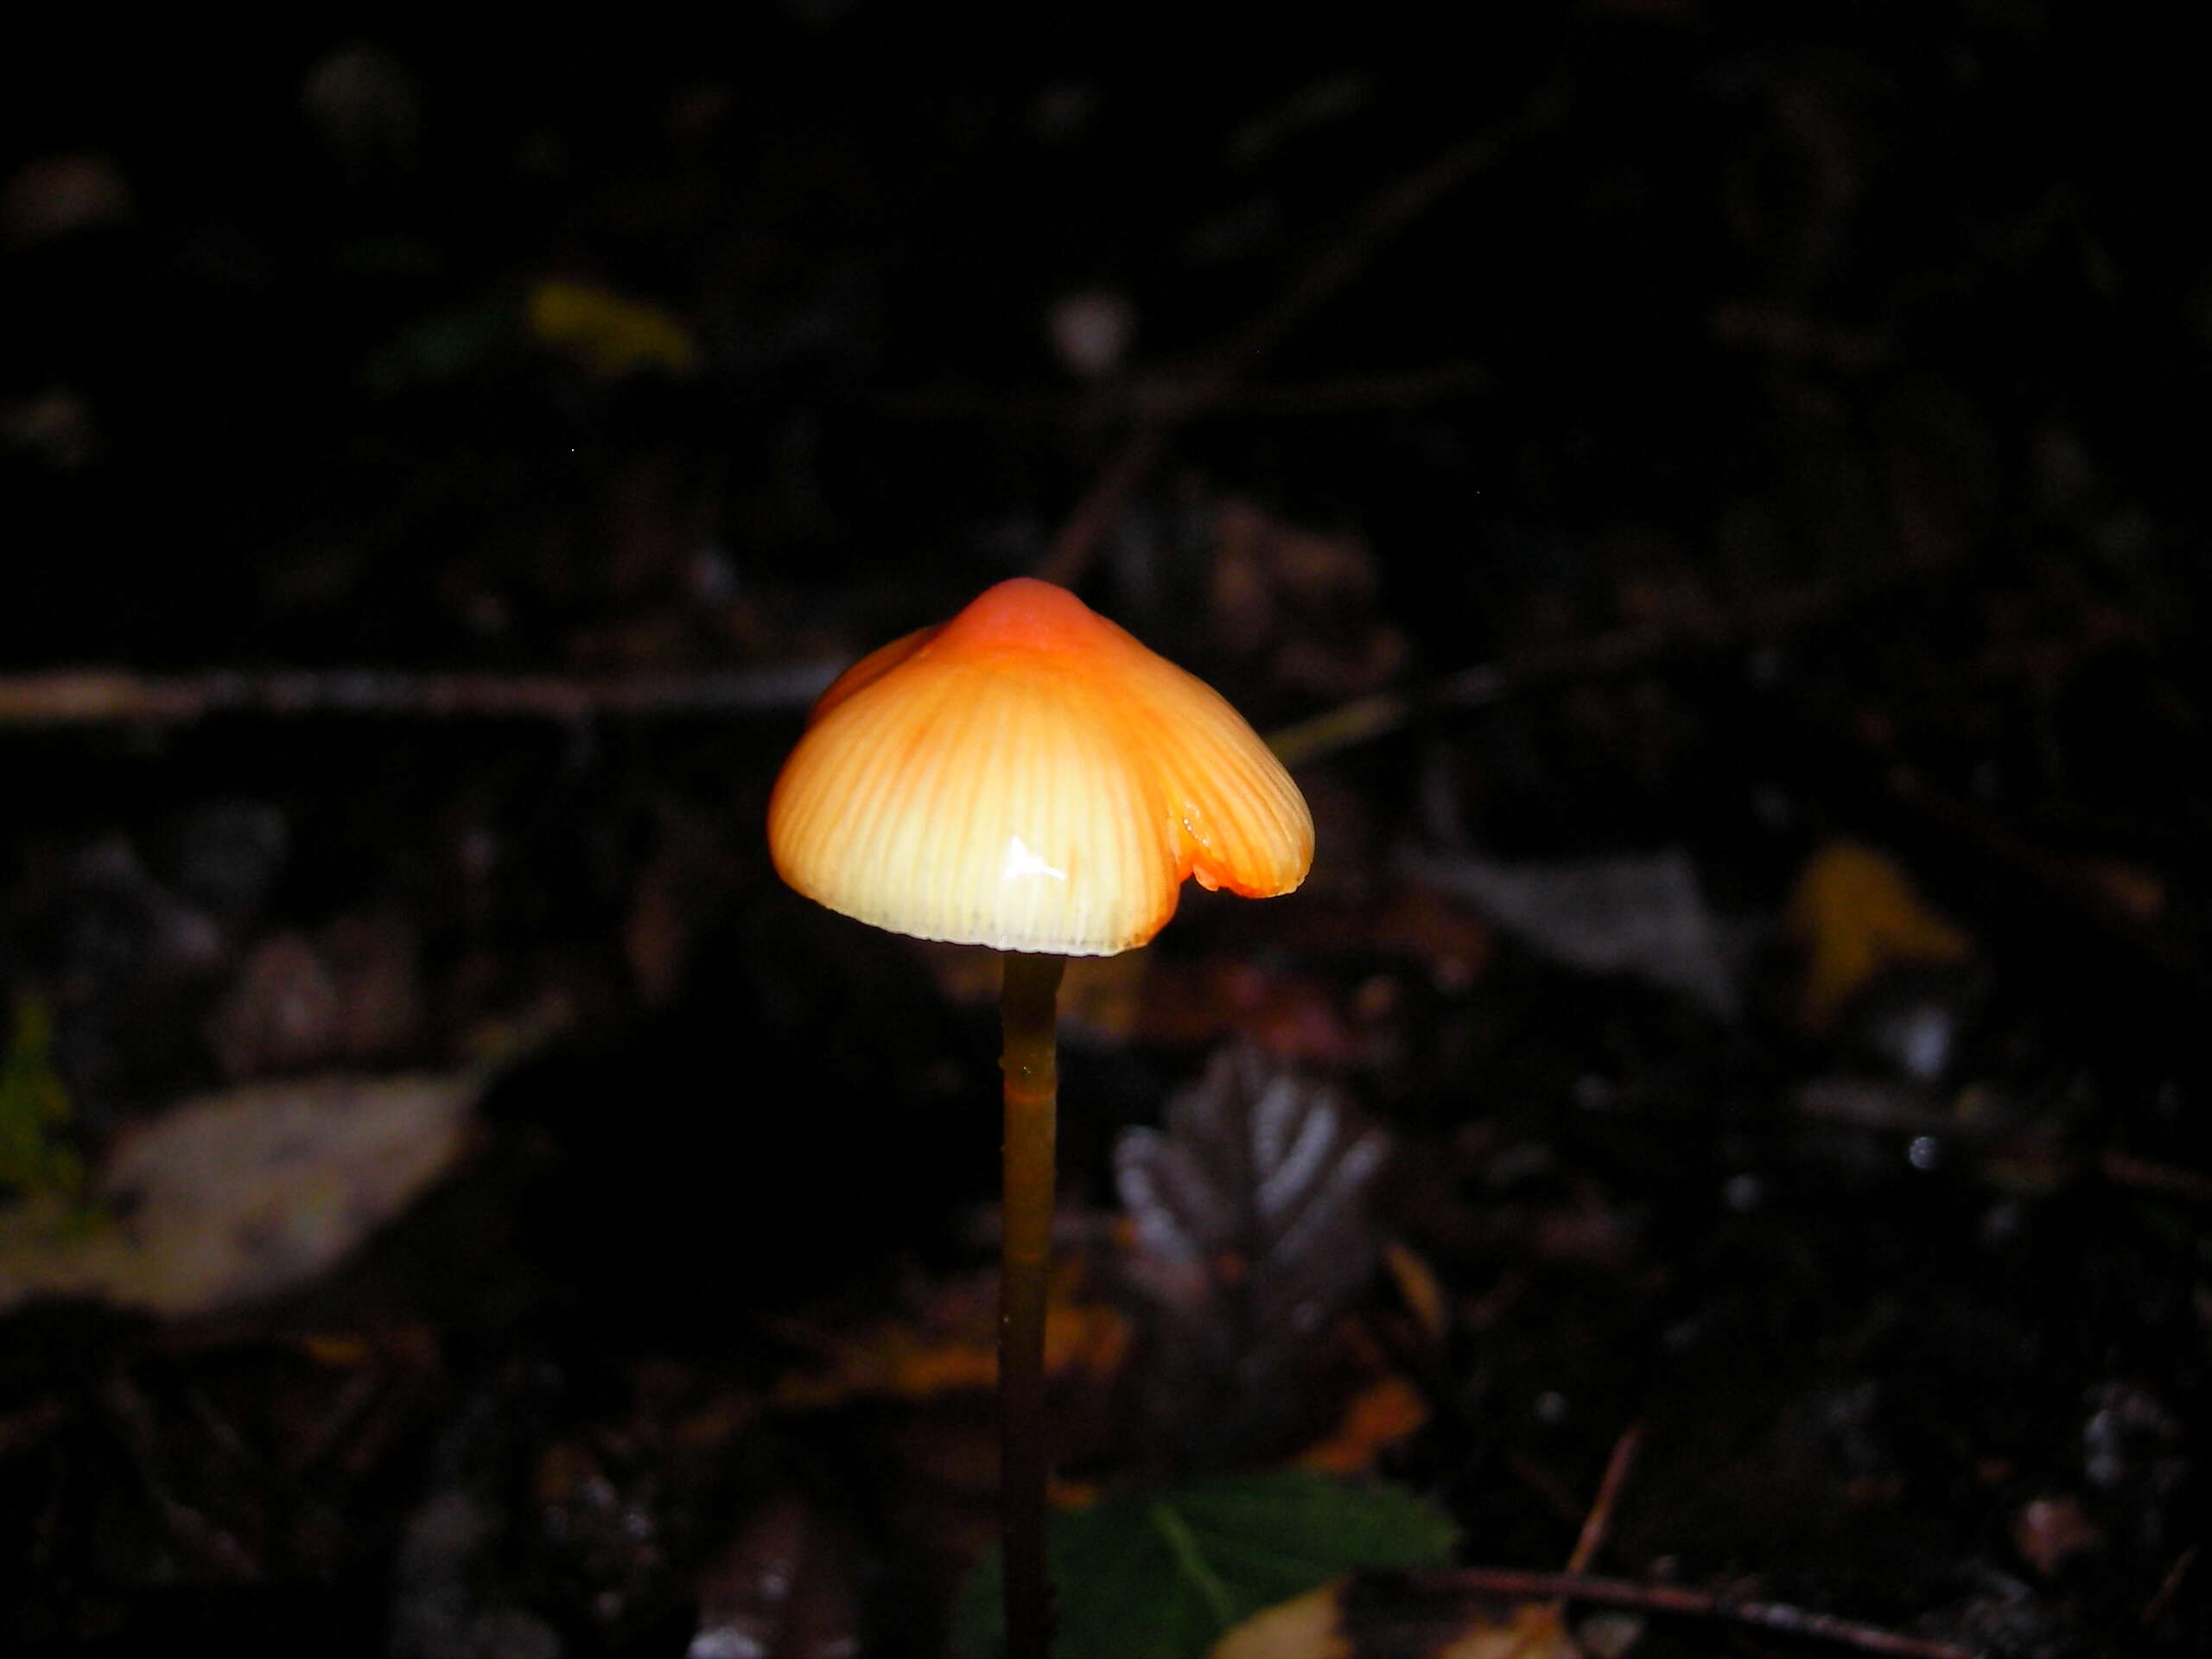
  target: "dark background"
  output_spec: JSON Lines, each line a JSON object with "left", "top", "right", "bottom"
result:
{"left": 2, "top": 5, "right": 2206, "bottom": 1656}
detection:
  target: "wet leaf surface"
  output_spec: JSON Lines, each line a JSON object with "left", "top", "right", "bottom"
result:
{"left": 1116, "top": 1047, "right": 1391, "bottom": 1467}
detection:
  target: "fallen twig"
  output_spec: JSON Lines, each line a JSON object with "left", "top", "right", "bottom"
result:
{"left": 0, "top": 663, "right": 840, "bottom": 729}
{"left": 2141, "top": 1541, "right": 2197, "bottom": 1628}
{"left": 872, "top": 360, "right": 1495, "bottom": 426}
{"left": 1415, "top": 1568, "right": 1980, "bottom": 1659}
{"left": 1880, "top": 760, "right": 2212, "bottom": 1004}
{"left": 1265, "top": 563, "right": 1916, "bottom": 768}
{"left": 2099, "top": 1150, "right": 2212, "bottom": 1205}
{"left": 1502, "top": 1450, "right": 1589, "bottom": 1530}
{"left": 1034, "top": 89, "right": 1566, "bottom": 589}
{"left": 1565, "top": 1424, "right": 1642, "bottom": 1574}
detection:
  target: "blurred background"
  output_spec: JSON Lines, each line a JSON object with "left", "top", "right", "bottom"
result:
{"left": 1, "top": 6, "right": 2205, "bottom": 1656}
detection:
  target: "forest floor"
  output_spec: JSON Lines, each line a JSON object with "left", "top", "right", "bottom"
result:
{"left": 1, "top": 10, "right": 2205, "bottom": 1657}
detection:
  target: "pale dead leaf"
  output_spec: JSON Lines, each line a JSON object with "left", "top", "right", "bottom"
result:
{"left": 1211, "top": 1582, "right": 1350, "bottom": 1659}
{"left": 0, "top": 1071, "right": 479, "bottom": 1316}
{"left": 1405, "top": 847, "right": 1743, "bottom": 1019}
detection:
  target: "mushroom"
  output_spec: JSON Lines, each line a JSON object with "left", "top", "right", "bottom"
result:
{"left": 768, "top": 576, "right": 1312, "bottom": 1656}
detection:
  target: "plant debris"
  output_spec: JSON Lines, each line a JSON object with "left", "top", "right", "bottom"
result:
{"left": 3, "top": 10, "right": 2208, "bottom": 1656}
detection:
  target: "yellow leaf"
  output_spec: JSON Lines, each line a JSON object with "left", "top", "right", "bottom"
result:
{"left": 1785, "top": 841, "right": 1972, "bottom": 1033}
{"left": 1383, "top": 1239, "right": 1449, "bottom": 1342}
{"left": 526, "top": 278, "right": 699, "bottom": 377}
{"left": 0, "top": 996, "right": 86, "bottom": 1205}
{"left": 1215, "top": 1585, "right": 1580, "bottom": 1659}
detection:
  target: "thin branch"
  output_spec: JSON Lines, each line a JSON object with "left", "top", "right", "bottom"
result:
{"left": 871, "top": 359, "right": 1495, "bottom": 425}
{"left": 2099, "top": 1150, "right": 2212, "bottom": 1205}
{"left": 1880, "top": 759, "right": 2212, "bottom": 1003}
{"left": 1034, "top": 88, "right": 1567, "bottom": 589}
{"left": 1503, "top": 1450, "right": 1589, "bottom": 1530}
{"left": 0, "top": 663, "right": 840, "bottom": 729}
{"left": 1565, "top": 1424, "right": 1643, "bottom": 1574}
{"left": 1265, "top": 563, "right": 1915, "bottom": 769}
{"left": 1415, "top": 1568, "right": 1980, "bottom": 1659}
{"left": 2141, "top": 1541, "right": 2197, "bottom": 1628}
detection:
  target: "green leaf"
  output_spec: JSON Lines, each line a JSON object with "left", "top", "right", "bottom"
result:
{"left": 0, "top": 998, "right": 86, "bottom": 1205}
{"left": 951, "top": 1472, "right": 1454, "bottom": 1659}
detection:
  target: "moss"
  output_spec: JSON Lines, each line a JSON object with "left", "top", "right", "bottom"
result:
{"left": 0, "top": 996, "right": 88, "bottom": 1208}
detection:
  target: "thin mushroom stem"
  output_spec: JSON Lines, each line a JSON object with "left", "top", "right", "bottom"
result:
{"left": 999, "top": 951, "right": 1065, "bottom": 1659}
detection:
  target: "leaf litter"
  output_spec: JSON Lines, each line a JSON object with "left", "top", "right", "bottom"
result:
{"left": 3, "top": 15, "right": 2209, "bottom": 1657}
{"left": 1114, "top": 1046, "right": 1395, "bottom": 1470}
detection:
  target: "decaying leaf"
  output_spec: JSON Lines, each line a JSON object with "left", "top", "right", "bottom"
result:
{"left": 775, "top": 1263, "right": 1129, "bottom": 1409}
{"left": 2012, "top": 1493, "right": 2101, "bottom": 1577}
{"left": 954, "top": 1472, "right": 1456, "bottom": 1659}
{"left": 1213, "top": 1579, "right": 1580, "bottom": 1659}
{"left": 0, "top": 1070, "right": 479, "bottom": 1316}
{"left": 691, "top": 1493, "right": 863, "bottom": 1659}
{"left": 391, "top": 1374, "right": 569, "bottom": 1659}
{"left": 1132, "top": 958, "right": 1363, "bottom": 1065}
{"left": 1382, "top": 1240, "right": 1450, "bottom": 1344}
{"left": 2, "top": 153, "right": 133, "bottom": 246}
{"left": 1434, "top": 1602, "right": 1580, "bottom": 1659}
{"left": 1210, "top": 1583, "right": 1347, "bottom": 1659}
{"left": 1403, "top": 848, "right": 1743, "bottom": 1019}
{"left": 1208, "top": 498, "right": 1408, "bottom": 702}
{"left": 1115, "top": 1046, "right": 1391, "bottom": 1464}
{"left": 527, "top": 278, "right": 700, "bottom": 378}
{"left": 1785, "top": 840, "right": 1972, "bottom": 1034}
{"left": 1294, "top": 1376, "right": 1430, "bottom": 1477}
{"left": 206, "top": 933, "right": 341, "bottom": 1079}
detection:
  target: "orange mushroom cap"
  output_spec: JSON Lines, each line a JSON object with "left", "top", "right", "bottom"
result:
{"left": 768, "top": 578, "right": 1313, "bottom": 957}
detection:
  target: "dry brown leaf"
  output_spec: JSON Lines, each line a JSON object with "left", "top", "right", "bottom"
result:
{"left": 207, "top": 914, "right": 423, "bottom": 1080}
{"left": 1135, "top": 960, "right": 1362, "bottom": 1064}
{"left": 2012, "top": 1492, "right": 2102, "bottom": 1576}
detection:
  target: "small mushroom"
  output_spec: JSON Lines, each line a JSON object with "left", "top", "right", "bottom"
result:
{"left": 768, "top": 576, "right": 1311, "bottom": 1656}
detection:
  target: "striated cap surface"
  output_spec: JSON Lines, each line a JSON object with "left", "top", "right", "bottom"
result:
{"left": 767, "top": 578, "right": 1313, "bottom": 956}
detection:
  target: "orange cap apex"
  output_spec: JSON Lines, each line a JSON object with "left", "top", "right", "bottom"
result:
{"left": 937, "top": 576, "right": 1103, "bottom": 651}
{"left": 768, "top": 580, "right": 1312, "bottom": 956}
